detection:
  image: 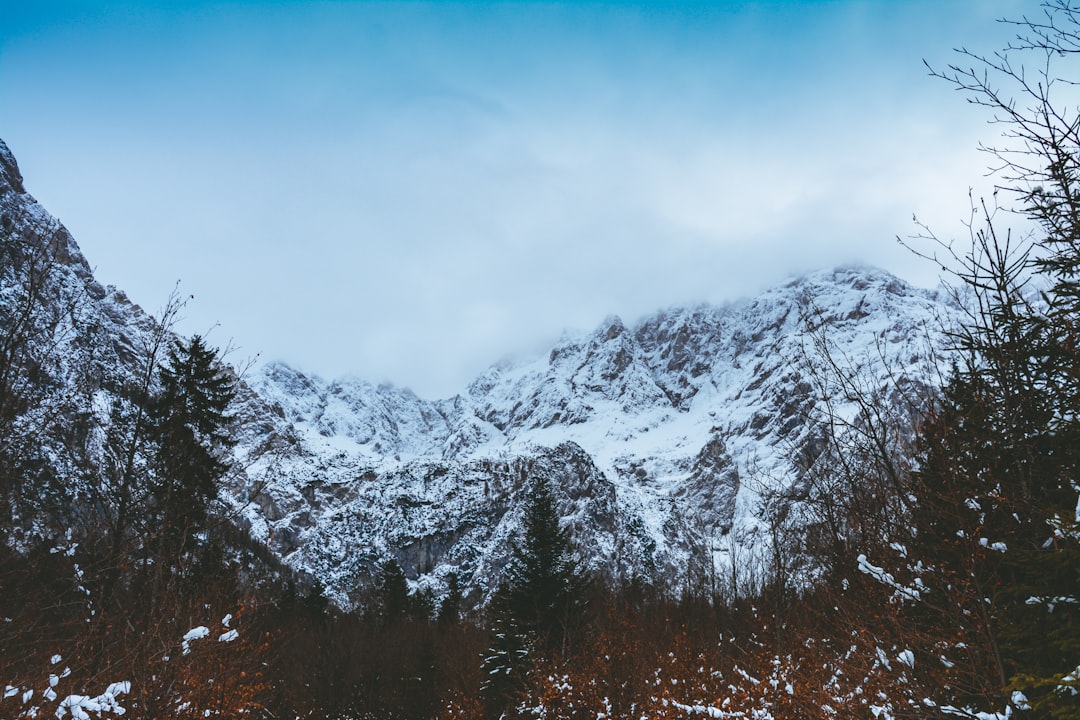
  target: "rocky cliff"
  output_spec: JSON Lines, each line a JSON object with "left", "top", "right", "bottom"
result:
{"left": 0, "top": 138, "right": 957, "bottom": 609}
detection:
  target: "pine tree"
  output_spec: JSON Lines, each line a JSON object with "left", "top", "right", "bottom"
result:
{"left": 437, "top": 571, "right": 463, "bottom": 626}
{"left": 907, "top": 241, "right": 1080, "bottom": 715}
{"left": 912, "top": 6, "right": 1080, "bottom": 712}
{"left": 482, "top": 475, "right": 589, "bottom": 715}
{"left": 375, "top": 557, "right": 411, "bottom": 622}
{"left": 147, "top": 334, "right": 236, "bottom": 561}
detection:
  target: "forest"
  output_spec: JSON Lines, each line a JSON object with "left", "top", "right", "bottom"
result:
{"left": 1, "top": 4, "right": 1078, "bottom": 719}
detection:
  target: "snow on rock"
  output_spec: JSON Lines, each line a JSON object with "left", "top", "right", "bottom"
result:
{"left": 243, "top": 265, "right": 957, "bottom": 607}
{"left": 0, "top": 136, "right": 959, "bottom": 610}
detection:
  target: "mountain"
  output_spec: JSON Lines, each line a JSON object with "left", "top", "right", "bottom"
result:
{"left": 0, "top": 138, "right": 958, "bottom": 609}
{"left": 240, "top": 269, "right": 955, "bottom": 607}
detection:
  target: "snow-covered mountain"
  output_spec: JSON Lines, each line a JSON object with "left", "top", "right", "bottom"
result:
{"left": 239, "top": 267, "right": 954, "bottom": 607}
{"left": 0, "top": 138, "right": 957, "bottom": 609}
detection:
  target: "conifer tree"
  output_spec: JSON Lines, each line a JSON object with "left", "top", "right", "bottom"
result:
{"left": 482, "top": 475, "right": 589, "bottom": 715}
{"left": 900, "top": 4, "right": 1080, "bottom": 713}
{"left": 147, "top": 334, "right": 236, "bottom": 561}
{"left": 375, "top": 557, "right": 411, "bottom": 622}
{"left": 437, "top": 571, "right": 463, "bottom": 626}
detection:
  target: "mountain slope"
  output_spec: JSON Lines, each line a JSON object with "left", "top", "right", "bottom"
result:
{"left": 244, "top": 267, "right": 955, "bottom": 607}
{"left": 0, "top": 138, "right": 957, "bottom": 609}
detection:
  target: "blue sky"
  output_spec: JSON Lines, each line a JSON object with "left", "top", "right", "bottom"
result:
{"left": 1, "top": 0, "right": 1029, "bottom": 397}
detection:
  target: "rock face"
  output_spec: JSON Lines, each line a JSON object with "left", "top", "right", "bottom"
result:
{"left": 241, "top": 266, "right": 954, "bottom": 608}
{"left": 0, "top": 138, "right": 957, "bottom": 608}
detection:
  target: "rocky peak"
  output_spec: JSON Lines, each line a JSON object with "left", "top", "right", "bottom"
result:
{"left": 601, "top": 315, "right": 626, "bottom": 340}
{"left": 0, "top": 137, "right": 960, "bottom": 608}
{"left": 184, "top": 261, "right": 959, "bottom": 606}
{"left": 0, "top": 139, "right": 27, "bottom": 195}
{"left": 0, "top": 139, "right": 95, "bottom": 283}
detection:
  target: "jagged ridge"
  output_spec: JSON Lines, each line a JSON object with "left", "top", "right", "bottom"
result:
{"left": 0, "top": 137, "right": 957, "bottom": 609}
{"left": 243, "top": 267, "right": 955, "bottom": 607}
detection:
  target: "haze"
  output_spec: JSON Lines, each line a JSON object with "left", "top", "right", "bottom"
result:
{"left": 0, "top": 0, "right": 1026, "bottom": 397}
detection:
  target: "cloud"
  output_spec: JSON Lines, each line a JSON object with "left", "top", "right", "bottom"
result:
{"left": 0, "top": 0, "right": 1035, "bottom": 397}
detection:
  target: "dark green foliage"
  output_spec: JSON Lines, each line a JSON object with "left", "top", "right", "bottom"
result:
{"left": 64, "top": 318, "right": 240, "bottom": 577}
{"left": 376, "top": 557, "right": 412, "bottom": 621}
{"left": 438, "top": 571, "right": 463, "bottom": 626}
{"left": 373, "top": 557, "right": 440, "bottom": 625}
{"left": 901, "top": 7, "right": 1080, "bottom": 710}
{"left": 499, "top": 475, "right": 589, "bottom": 649}
{"left": 148, "top": 334, "right": 236, "bottom": 550}
{"left": 908, "top": 266, "right": 1080, "bottom": 714}
{"left": 482, "top": 475, "right": 590, "bottom": 714}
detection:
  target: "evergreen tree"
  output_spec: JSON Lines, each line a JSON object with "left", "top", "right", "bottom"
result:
{"left": 906, "top": 6, "right": 1080, "bottom": 712}
{"left": 906, "top": 239, "right": 1080, "bottom": 715}
{"left": 437, "top": 571, "right": 463, "bottom": 626}
{"left": 482, "top": 475, "right": 589, "bottom": 715}
{"left": 147, "top": 334, "right": 236, "bottom": 560}
{"left": 375, "top": 557, "right": 411, "bottom": 622}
